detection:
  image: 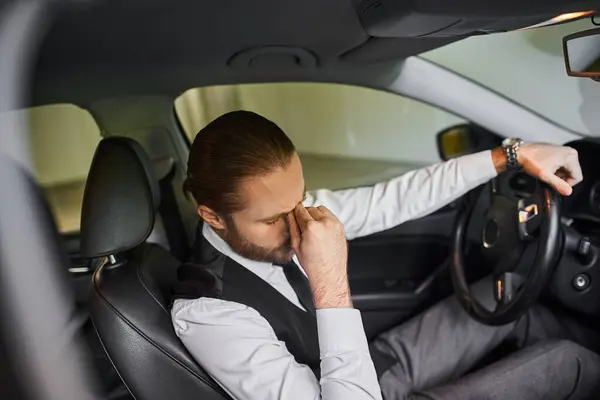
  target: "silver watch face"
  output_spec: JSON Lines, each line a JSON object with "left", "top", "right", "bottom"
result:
{"left": 502, "top": 137, "right": 523, "bottom": 147}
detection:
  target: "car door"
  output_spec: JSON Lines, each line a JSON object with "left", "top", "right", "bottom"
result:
{"left": 346, "top": 125, "right": 502, "bottom": 339}
{"left": 348, "top": 207, "right": 457, "bottom": 339}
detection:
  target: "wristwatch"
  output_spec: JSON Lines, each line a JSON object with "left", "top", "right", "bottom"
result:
{"left": 502, "top": 137, "right": 524, "bottom": 171}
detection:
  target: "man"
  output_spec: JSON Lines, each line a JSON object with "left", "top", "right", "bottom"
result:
{"left": 171, "top": 110, "right": 600, "bottom": 399}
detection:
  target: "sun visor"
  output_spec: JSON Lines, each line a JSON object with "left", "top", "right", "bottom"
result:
{"left": 358, "top": 0, "right": 598, "bottom": 37}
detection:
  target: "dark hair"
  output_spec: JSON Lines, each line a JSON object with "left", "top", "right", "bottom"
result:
{"left": 183, "top": 110, "right": 296, "bottom": 214}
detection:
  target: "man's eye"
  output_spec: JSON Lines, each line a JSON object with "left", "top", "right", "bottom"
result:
{"left": 265, "top": 219, "right": 279, "bottom": 225}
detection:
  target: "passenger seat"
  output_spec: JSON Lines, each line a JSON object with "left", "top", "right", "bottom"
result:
{"left": 80, "top": 137, "right": 229, "bottom": 400}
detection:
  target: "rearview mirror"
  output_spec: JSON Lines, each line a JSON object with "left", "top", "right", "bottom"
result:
{"left": 563, "top": 28, "right": 600, "bottom": 81}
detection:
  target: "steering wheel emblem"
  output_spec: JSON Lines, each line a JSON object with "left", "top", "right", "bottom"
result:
{"left": 518, "top": 200, "right": 539, "bottom": 241}
{"left": 518, "top": 202, "right": 539, "bottom": 223}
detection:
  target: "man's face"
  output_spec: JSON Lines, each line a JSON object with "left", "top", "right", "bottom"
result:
{"left": 220, "top": 153, "right": 306, "bottom": 264}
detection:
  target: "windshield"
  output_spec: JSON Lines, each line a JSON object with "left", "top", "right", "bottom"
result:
{"left": 423, "top": 18, "right": 600, "bottom": 137}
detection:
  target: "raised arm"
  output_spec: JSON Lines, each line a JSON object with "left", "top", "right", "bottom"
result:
{"left": 305, "top": 144, "right": 583, "bottom": 240}
{"left": 304, "top": 150, "right": 497, "bottom": 240}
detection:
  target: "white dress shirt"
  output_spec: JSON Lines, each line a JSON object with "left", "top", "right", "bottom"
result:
{"left": 172, "top": 150, "right": 498, "bottom": 400}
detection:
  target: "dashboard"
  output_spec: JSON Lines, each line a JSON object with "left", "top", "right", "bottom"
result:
{"left": 548, "top": 139, "right": 600, "bottom": 315}
{"left": 492, "top": 139, "right": 600, "bottom": 316}
{"left": 507, "top": 139, "right": 600, "bottom": 226}
{"left": 562, "top": 139, "right": 600, "bottom": 227}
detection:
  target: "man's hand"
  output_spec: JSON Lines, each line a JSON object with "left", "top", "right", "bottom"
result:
{"left": 492, "top": 143, "right": 583, "bottom": 196}
{"left": 287, "top": 204, "right": 352, "bottom": 309}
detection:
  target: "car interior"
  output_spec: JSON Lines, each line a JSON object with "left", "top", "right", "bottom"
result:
{"left": 2, "top": 1, "right": 600, "bottom": 399}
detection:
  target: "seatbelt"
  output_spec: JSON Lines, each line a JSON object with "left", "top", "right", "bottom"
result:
{"left": 158, "top": 167, "right": 190, "bottom": 262}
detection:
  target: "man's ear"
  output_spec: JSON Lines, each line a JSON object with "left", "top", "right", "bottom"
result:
{"left": 197, "top": 205, "right": 226, "bottom": 230}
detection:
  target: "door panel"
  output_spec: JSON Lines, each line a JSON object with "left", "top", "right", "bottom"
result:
{"left": 348, "top": 206, "right": 457, "bottom": 339}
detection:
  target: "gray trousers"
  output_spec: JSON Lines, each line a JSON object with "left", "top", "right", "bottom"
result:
{"left": 374, "top": 278, "right": 600, "bottom": 400}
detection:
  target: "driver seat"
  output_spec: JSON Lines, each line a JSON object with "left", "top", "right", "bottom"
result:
{"left": 81, "top": 137, "right": 229, "bottom": 400}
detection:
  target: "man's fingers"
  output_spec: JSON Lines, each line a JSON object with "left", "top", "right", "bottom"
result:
{"left": 550, "top": 149, "right": 582, "bottom": 195}
{"left": 287, "top": 212, "right": 301, "bottom": 251}
{"left": 543, "top": 173, "right": 573, "bottom": 196}
{"left": 306, "top": 206, "right": 324, "bottom": 221}
{"left": 316, "top": 205, "right": 339, "bottom": 221}
{"left": 520, "top": 144, "right": 583, "bottom": 197}
{"left": 563, "top": 153, "right": 584, "bottom": 186}
{"left": 569, "top": 165, "right": 584, "bottom": 185}
{"left": 565, "top": 176, "right": 581, "bottom": 187}
{"left": 557, "top": 167, "right": 582, "bottom": 187}
{"left": 293, "top": 203, "right": 314, "bottom": 232}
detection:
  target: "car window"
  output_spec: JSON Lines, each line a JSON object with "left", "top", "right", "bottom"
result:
{"left": 424, "top": 18, "right": 600, "bottom": 137}
{"left": 175, "top": 83, "right": 465, "bottom": 190}
{"left": 1, "top": 104, "right": 102, "bottom": 233}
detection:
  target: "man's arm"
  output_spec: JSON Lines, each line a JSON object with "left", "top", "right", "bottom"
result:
{"left": 172, "top": 298, "right": 382, "bottom": 400}
{"left": 304, "top": 150, "right": 498, "bottom": 240}
{"left": 305, "top": 144, "right": 583, "bottom": 240}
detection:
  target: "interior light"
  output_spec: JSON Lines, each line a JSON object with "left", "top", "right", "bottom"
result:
{"left": 552, "top": 11, "right": 596, "bottom": 22}
{"left": 518, "top": 10, "right": 596, "bottom": 30}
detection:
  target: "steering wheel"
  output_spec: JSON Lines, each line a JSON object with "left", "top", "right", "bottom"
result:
{"left": 451, "top": 174, "right": 562, "bottom": 326}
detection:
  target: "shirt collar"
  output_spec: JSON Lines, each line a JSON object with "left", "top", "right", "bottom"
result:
{"left": 201, "top": 223, "right": 304, "bottom": 276}
{"left": 202, "top": 223, "right": 281, "bottom": 271}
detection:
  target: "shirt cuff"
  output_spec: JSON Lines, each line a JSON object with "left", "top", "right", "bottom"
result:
{"left": 457, "top": 149, "right": 498, "bottom": 184}
{"left": 316, "top": 308, "right": 369, "bottom": 355}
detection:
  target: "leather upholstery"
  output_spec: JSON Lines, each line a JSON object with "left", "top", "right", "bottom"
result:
{"left": 81, "top": 137, "right": 160, "bottom": 258}
{"left": 82, "top": 137, "right": 229, "bottom": 399}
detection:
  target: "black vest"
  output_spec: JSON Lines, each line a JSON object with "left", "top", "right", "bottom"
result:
{"left": 171, "top": 224, "right": 395, "bottom": 378}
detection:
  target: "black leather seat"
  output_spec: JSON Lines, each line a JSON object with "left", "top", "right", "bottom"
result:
{"left": 80, "top": 137, "right": 229, "bottom": 400}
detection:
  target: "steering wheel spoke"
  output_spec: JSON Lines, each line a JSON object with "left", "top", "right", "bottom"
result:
{"left": 492, "top": 241, "right": 526, "bottom": 275}
{"left": 494, "top": 272, "right": 526, "bottom": 306}
{"left": 517, "top": 197, "right": 543, "bottom": 241}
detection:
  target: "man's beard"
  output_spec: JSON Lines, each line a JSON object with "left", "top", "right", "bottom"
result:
{"left": 220, "top": 216, "right": 294, "bottom": 264}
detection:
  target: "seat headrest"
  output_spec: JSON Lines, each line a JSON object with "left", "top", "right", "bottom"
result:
{"left": 81, "top": 137, "right": 160, "bottom": 258}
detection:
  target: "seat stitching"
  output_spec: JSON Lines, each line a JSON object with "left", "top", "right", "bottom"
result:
{"left": 565, "top": 356, "right": 582, "bottom": 400}
{"left": 90, "top": 318, "right": 138, "bottom": 400}
{"left": 91, "top": 262, "right": 230, "bottom": 398}
{"left": 136, "top": 245, "right": 169, "bottom": 314}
